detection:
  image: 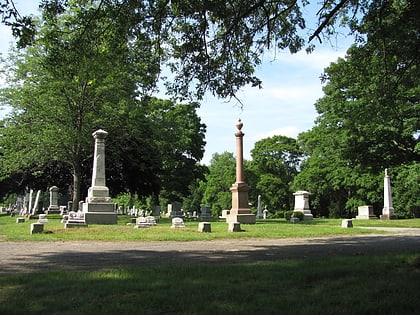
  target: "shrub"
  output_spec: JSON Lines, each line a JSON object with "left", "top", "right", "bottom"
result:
{"left": 292, "top": 211, "right": 304, "bottom": 221}
{"left": 284, "top": 210, "right": 294, "bottom": 221}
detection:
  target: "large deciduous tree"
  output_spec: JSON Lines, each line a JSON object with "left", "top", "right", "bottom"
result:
{"left": 250, "top": 135, "right": 302, "bottom": 211}
{"left": 294, "top": 0, "right": 419, "bottom": 217}
{"left": 3, "top": 0, "right": 404, "bottom": 100}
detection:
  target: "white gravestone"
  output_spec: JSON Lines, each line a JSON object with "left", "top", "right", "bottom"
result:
{"left": 293, "top": 191, "right": 313, "bottom": 220}
{"left": 381, "top": 168, "right": 396, "bottom": 220}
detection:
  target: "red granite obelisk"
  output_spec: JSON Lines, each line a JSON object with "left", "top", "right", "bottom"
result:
{"left": 226, "top": 119, "right": 256, "bottom": 224}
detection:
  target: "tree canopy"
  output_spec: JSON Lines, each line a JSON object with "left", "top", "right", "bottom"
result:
{"left": 3, "top": 0, "right": 412, "bottom": 101}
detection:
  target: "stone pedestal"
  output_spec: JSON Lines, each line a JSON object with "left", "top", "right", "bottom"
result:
{"left": 82, "top": 129, "right": 117, "bottom": 224}
{"left": 356, "top": 205, "right": 377, "bottom": 220}
{"left": 226, "top": 120, "right": 256, "bottom": 224}
{"left": 293, "top": 191, "right": 313, "bottom": 220}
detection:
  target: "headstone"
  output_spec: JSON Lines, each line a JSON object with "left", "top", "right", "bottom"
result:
{"left": 135, "top": 217, "right": 151, "bottom": 228}
{"left": 29, "top": 190, "right": 41, "bottom": 216}
{"left": 198, "top": 222, "right": 211, "bottom": 233}
{"left": 290, "top": 217, "right": 299, "bottom": 224}
{"left": 293, "top": 191, "right": 313, "bottom": 220}
{"left": 341, "top": 219, "right": 353, "bottom": 228}
{"left": 228, "top": 222, "right": 241, "bottom": 232}
{"left": 16, "top": 217, "right": 25, "bottom": 223}
{"left": 171, "top": 217, "right": 185, "bottom": 228}
{"left": 263, "top": 207, "right": 269, "bottom": 219}
{"left": 200, "top": 206, "right": 212, "bottom": 219}
{"left": 38, "top": 214, "right": 48, "bottom": 223}
{"left": 152, "top": 206, "right": 161, "bottom": 217}
{"left": 381, "top": 168, "right": 396, "bottom": 220}
{"left": 28, "top": 189, "right": 33, "bottom": 216}
{"left": 47, "top": 186, "right": 60, "bottom": 214}
{"left": 356, "top": 205, "right": 377, "bottom": 220}
{"left": 62, "top": 211, "right": 88, "bottom": 228}
{"left": 30, "top": 223, "right": 44, "bottom": 234}
{"left": 226, "top": 120, "right": 256, "bottom": 224}
{"left": 170, "top": 202, "right": 183, "bottom": 218}
{"left": 82, "top": 130, "right": 117, "bottom": 224}
{"left": 256, "top": 195, "right": 263, "bottom": 219}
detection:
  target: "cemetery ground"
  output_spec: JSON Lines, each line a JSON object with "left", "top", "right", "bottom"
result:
{"left": 1, "top": 214, "right": 420, "bottom": 314}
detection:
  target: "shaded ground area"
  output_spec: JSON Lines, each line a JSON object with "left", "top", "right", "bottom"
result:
{"left": 1, "top": 228, "right": 419, "bottom": 274}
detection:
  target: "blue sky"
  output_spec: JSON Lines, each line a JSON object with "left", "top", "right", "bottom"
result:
{"left": 0, "top": 1, "right": 353, "bottom": 165}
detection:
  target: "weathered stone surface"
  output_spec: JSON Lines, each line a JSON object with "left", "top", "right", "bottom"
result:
{"left": 228, "top": 222, "right": 241, "bottom": 232}
{"left": 198, "top": 222, "right": 211, "bottom": 233}
{"left": 30, "top": 223, "right": 44, "bottom": 234}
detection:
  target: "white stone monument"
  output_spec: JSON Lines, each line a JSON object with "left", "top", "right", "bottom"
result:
{"left": 82, "top": 129, "right": 117, "bottom": 224}
{"left": 381, "top": 168, "right": 396, "bottom": 220}
{"left": 356, "top": 205, "right": 377, "bottom": 220}
{"left": 293, "top": 190, "right": 313, "bottom": 220}
{"left": 226, "top": 119, "right": 256, "bottom": 224}
{"left": 256, "top": 195, "right": 263, "bottom": 219}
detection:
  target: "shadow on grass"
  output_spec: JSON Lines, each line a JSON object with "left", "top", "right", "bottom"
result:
{"left": 1, "top": 253, "right": 420, "bottom": 315}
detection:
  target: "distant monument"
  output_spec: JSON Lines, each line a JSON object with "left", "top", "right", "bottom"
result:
{"left": 256, "top": 195, "right": 263, "bottom": 219}
{"left": 226, "top": 119, "right": 256, "bottom": 224}
{"left": 82, "top": 129, "right": 117, "bottom": 224}
{"left": 380, "top": 168, "right": 396, "bottom": 220}
{"left": 293, "top": 190, "right": 313, "bottom": 220}
{"left": 47, "top": 186, "right": 60, "bottom": 214}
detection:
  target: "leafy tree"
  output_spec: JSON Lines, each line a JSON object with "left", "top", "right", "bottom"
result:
{"left": 250, "top": 135, "right": 302, "bottom": 211}
{"left": 144, "top": 98, "right": 207, "bottom": 203}
{"left": 294, "top": 0, "right": 419, "bottom": 217}
{"left": 4, "top": 0, "right": 403, "bottom": 100}
{"left": 0, "top": 2, "right": 161, "bottom": 208}
{"left": 201, "top": 152, "right": 236, "bottom": 216}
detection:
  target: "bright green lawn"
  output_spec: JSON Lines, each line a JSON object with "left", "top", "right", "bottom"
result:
{"left": 1, "top": 213, "right": 420, "bottom": 241}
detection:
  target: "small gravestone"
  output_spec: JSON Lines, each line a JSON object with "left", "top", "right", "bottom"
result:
{"left": 63, "top": 211, "right": 88, "bottom": 228}
{"left": 135, "top": 217, "right": 151, "bottom": 228}
{"left": 152, "top": 206, "right": 161, "bottom": 217}
{"left": 38, "top": 214, "right": 48, "bottom": 224}
{"left": 293, "top": 191, "right": 313, "bottom": 220}
{"left": 30, "top": 223, "right": 44, "bottom": 234}
{"left": 16, "top": 217, "right": 25, "bottom": 223}
{"left": 356, "top": 205, "right": 377, "bottom": 220}
{"left": 228, "top": 222, "right": 241, "bottom": 232}
{"left": 171, "top": 217, "right": 185, "bottom": 228}
{"left": 263, "top": 208, "right": 269, "bottom": 219}
{"left": 290, "top": 217, "right": 299, "bottom": 224}
{"left": 220, "top": 210, "right": 230, "bottom": 219}
{"left": 200, "top": 206, "right": 212, "bottom": 219}
{"left": 198, "top": 222, "right": 211, "bottom": 233}
{"left": 341, "top": 219, "right": 353, "bottom": 228}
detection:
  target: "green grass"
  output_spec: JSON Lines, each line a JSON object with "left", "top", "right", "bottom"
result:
{"left": 1, "top": 253, "right": 419, "bottom": 314}
{"left": 3, "top": 213, "right": 414, "bottom": 241}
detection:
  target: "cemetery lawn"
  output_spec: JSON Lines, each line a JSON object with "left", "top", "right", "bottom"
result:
{"left": 3, "top": 214, "right": 420, "bottom": 241}
{"left": 0, "top": 253, "right": 419, "bottom": 314}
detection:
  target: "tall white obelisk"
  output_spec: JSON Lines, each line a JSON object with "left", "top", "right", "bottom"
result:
{"left": 381, "top": 168, "right": 396, "bottom": 220}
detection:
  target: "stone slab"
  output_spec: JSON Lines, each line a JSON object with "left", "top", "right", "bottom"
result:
{"left": 16, "top": 217, "right": 25, "bottom": 223}
{"left": 198, "top": 222, "right": 211, "bottom": 233}
{"left": 341, "top": 219, "right": 353, "bottom": 228}
{"left": 84, "top": 212, "right": 118, "bottom": 224}
{"left": 64, "top": 222, "right": 88, "bottom": 228}
{"left": 226, "top": 213, "right": 256, "bottom": 224}
{"left": 228, "top": 222, "right": 241, "bottom": 232}
{"left": 30, "top": 223, "right": 44, "bottom": 234}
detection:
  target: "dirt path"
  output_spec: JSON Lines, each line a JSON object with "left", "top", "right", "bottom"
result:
{"left": 1, "top": 228, "right": 420, "bottom": 274}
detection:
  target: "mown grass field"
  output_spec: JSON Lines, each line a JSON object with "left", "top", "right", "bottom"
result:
{"left": 2, "top": 213, "right": 420, "bottom": 241}
{"left": 1, "top": 213, "right": 419, "bottom": 314}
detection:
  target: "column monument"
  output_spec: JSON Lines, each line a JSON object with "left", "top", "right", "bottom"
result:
{"left": 82, "top": 129, "right": 117, "bottom": 224}
{"left": 226, "top": 119, "right": 256, "bottom": 224}
{"left": 380, "top": 168, "right": 396, "bottom": 220}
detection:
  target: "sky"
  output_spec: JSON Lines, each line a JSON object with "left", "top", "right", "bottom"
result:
{"left": 0, "top": 1, "right": 353, "bottom": 165}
